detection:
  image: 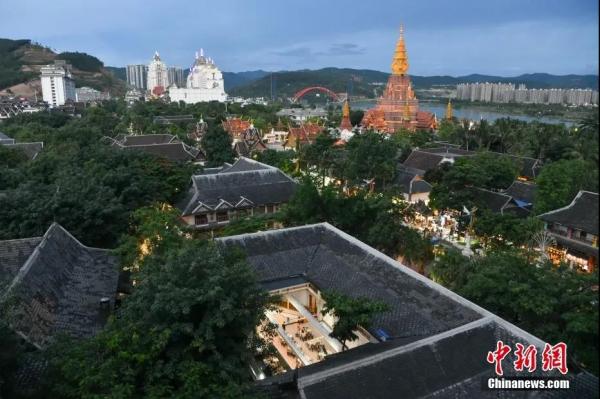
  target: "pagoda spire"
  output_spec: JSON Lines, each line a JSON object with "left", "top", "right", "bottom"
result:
{"left": 391, "top": 25, "right": 409, "bottom": 76}
{"left": 445, "top": 99, "right": 453, "bottom": 120}
{"left": 340, "top": 100, "right": 352, "bottom": 130}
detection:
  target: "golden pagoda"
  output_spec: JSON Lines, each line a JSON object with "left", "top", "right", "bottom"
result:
{"left": 339, "top": 100, "right": 352, "bottom": 130}
{"left": 362, "top": 25, "right": 436, "bottom": 133}
{"left": 391, "top": 25, "right": 409, "bottom": 76}
{"left": 445, "top": 99, "right": 453, "bottom": 120}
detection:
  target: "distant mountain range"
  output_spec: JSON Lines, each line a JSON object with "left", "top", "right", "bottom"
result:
{"left": 105, "top": 66, "right": 597, "bottom": 99}
{"left": 226, "top": 68, "right": 599, "bottom": 99}
{"left": 2, "top": 37, "right": 596, "bottom": 100}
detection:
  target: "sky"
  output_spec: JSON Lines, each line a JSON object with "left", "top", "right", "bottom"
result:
{"left": 1, "top": 0, "right": 598, "bottom": 76}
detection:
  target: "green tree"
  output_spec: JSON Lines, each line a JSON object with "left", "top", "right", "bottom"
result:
{"left": 48, "top": 238, "right": 269, "bottom": 398}
{"left": 344, "top": 131, "right": 397, "bottom": 187}
{"left": 534, "top": 159, "right": 598, "bottom": 214}
{"left": 0, "top": 319, "right": 24, "bottom": 398}
{"left": 254, "top": 149, "right": 296, "bottom": 174}
{"left": 429, "top": 153, "right": 519, "bottom": 211}
{"left": 574, "top": 113, "right": 599, "bottom": 164}
{"left": 472, "top": 212, "right": 542, "bottom": 250}
{"left": 321, "top": 291, "right": 388, "bottom": 350}
{"left": 201, "top": 125, "right": 235, "bottom": 167}
{"left": 430, "top": 250, "right": 599, "bottom": 374}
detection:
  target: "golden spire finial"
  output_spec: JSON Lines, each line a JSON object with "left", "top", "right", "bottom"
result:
{"left": 446, "top": 98, "right": 453, "bottom": 120}
{"left": 342, "top": 100, "right": 350, "bottom": 118}
{"left": 391, "top": 24, "right": 409, "bottom": 75}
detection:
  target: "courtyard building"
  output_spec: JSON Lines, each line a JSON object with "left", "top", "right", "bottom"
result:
{"left": 177, "top": 157, "right": 297, "bottom": 229}
{"left": 217, "top": 223, "right": 598, "bottom": 397}
{"left": 539, "top": 191, "right": 598, "bottom": 272}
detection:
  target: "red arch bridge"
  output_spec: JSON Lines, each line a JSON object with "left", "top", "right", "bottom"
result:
{"left": 292, "top": 87, "right": 347, "bottom": 103}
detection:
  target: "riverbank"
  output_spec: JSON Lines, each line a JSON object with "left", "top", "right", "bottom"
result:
{"left": 350, "top": 99, "right": 591, "bottom": 125}
{"left": 427, "top": 99, "right": 597, "bottom": 122}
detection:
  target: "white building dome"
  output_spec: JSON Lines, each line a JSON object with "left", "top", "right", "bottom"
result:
{"left": 169, "top": 49, "right": 227, "bottom": 104}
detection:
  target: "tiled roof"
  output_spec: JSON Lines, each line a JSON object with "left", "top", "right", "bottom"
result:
{"left": 403, "top": 148, "right": 542, "bottom": 180}
{"left": 402, "top": 150, "right": 446, "bottom": 172}
{"left": 287, "top": 123, "right": 323, "bottom": 145}
{"left": 394, "top": 166, "right": 431, "bottom": 195}
{"left": 504, "top": 180, "right": 537, "bottom": 204}
{"left": 119, "top": 134, "right": 177, "bottom": 146}
{"left": 0, "top": 237, "right": 43, "bottom": 292}
{"left": 218, "top": 224, "right": 481, "bottom": 339}
{"left": 222, "top": 118, "right": 251, "bottom": 138}
{"left": 179, "top": 157, "right": 297, "bottom": 216}
{"left": 2, "top": 142, "right": 44, "bottom": 160}
{"left": 539, "top": 191, "right": 599, "bottom": 235}
{"left": 123, "top": 142, "right": 203, "bottom": 162}
{"left": 219, "top": 224, "right": 595, "bottom": 398}
{"left": 0, "top": 131, "right": 15, "bottom": 144}
{"left": 415, "top": 110, "right": 436, "bottom": 130}
{"left": 0, "top": 224, "right": 120, "bottom": 349}
{"left": 473, "top": 188, "right": 513, "bottom": 213}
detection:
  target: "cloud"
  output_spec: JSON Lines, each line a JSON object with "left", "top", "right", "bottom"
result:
{"left": 271, "top": 47, "right": 315, "bottom": 57}
{"left": 270, "top": 43, "right": 365, "bottom": 62}
{"left": 320, "top": 43, "right": 366, "bottom": 56}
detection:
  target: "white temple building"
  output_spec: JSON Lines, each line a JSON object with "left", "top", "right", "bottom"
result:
{"left": 147, "top": 52, "right": 169, "bottom": 95}
{"left": 169, "top": 49, "right": 227, "bottom": 104}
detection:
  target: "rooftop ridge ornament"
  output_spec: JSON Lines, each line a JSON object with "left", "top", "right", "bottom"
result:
{"left": 391, "top": 24, "right": 409, "bottom": 75}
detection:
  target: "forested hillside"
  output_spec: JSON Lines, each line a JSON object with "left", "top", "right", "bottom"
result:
{"left": 0, "top": 38, "right": 126, "bottom": 96}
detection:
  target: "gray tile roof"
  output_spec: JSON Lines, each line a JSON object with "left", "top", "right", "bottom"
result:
{"left": 123, "top": 142, "right": 203, "bottom": 162}
{"left": 179, "top": 158, "right": 297, "bottom": 216}
{"left": 3, "top": 142, "right": 44, "bottom": 160}
{"left": 0, "top": 237, "right": 43, "bottom": 292}
{"left": 108, "top": 134, "right": 203, "bottom": 162}
{"left": 0, "top": 131, "right": 16, "bottom": 144}
{"left": 218, "top": 224, "right": 481, "bottom": 340}
{"left": 394, "top": 166, "right": 432, "bottom": 195}
{"left": 473, "top": 188, "right": 513, "bottom": 214}
{"left": 219, "top": 224, "right": 597, "bottom": 398}
{"left": 504, "top": 180, "right": 537, "bottom": 205}
{"left": 403, "top": 148, "right": 542, "bottom": 180}
{"left": 119, "top": 134, "right": 178, "bottom": 146}
{"left": 539, "top": 191, "right": 599, "bottom": 235}
{"left": 0, "top": 224, "right": 119, "bottom": 348}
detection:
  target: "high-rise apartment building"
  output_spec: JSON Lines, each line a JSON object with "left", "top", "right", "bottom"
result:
{"left": 126, "top": 64, "right": 148, "bottom": 90}
{"left": 455, "top": 82, "right": 598, "bottom": 106}
{"left": 167, "top": 66, "right": 185, "bottom": 88}
{"left": 147, "top": 52, "right": 169, "bottom": 94}
{"left": 40, "top": 60, "right": 76, "bottom": 108}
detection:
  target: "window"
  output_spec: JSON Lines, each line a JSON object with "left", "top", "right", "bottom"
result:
{"left": 216, "top": 211, "right": 229, "bottom": 222}
{"left": 266, "top": 204, "right": 275, "bottom": 213}
{"left": 194, "top": 214, "right": 208, "bottom": 225}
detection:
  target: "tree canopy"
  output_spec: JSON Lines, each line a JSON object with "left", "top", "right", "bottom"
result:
{"left": 534, "top": 158, "right": 599, "bottom": 214}
{"left": 321, "top": 291, "right": 388, "bottom": 350}
{"left": 201, "top": 125, "right": 235, "bottom": 167}
{"left": 45, "top": 206, "right": 270, "bottom": 399}
{"left": 431, "top": 250, "right": 599, "bottom": 374}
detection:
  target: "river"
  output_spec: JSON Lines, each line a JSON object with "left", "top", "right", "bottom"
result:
{"left": 351, "top": 100, "right": 574, "bottom": 126}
